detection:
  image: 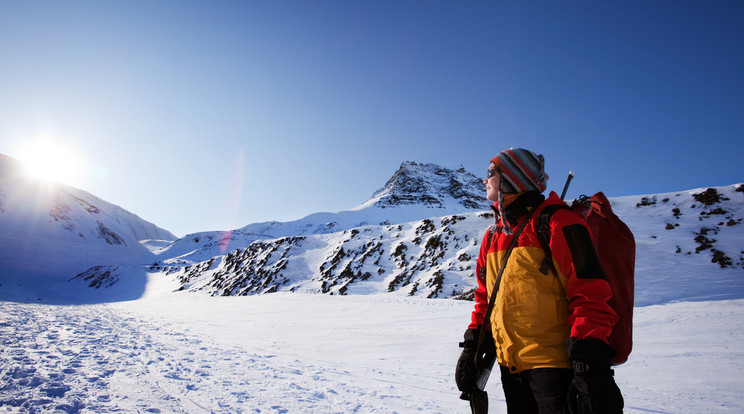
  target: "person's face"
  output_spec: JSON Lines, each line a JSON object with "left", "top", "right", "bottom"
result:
{"left": 485, "top": 163, "right": 500, "bottom": 202}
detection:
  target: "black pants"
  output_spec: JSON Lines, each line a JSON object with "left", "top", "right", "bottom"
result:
{"left": 500, "top": 365, "right": 573, "bottom": 414}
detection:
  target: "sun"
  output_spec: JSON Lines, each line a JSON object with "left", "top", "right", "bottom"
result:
{"left": 16, "top": 139, "right": 85, "bottom": 186}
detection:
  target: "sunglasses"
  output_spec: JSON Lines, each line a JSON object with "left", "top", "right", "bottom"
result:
{"left": 486, "top": 168, "right": 499, "bottom": 180}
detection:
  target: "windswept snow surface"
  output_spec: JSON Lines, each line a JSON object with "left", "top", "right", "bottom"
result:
{"left": 1, "top": 291, "right": 743, "bottom": 413}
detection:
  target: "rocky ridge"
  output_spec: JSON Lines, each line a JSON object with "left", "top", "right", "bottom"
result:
{"left": 360, "top": 161, "right": 490, "bottom": 210}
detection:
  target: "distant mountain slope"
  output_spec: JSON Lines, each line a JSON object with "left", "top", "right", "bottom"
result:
{"left": 609, "top": 185, "right": 744, "bottom": 305}
{"left": 71, "top": 177, "right": 744, "bottom": 306}
{"left": 141, "top": 212, "right": 489, "bottom": 299}
{"left": 0, "top": 153, "right": 176, "bottom": 279}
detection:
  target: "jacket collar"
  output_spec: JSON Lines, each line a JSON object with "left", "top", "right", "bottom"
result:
{"left": 491, "top": 191, "right": 545, "bottom": 228}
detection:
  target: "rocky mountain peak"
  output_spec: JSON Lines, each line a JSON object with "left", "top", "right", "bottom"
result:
{"left": 364, "top": 161, "right": 490, "bottom": 210}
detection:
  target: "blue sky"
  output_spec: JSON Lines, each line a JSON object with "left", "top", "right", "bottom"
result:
{"left": 2, "top": 1, "right": 742, "bottom": 237}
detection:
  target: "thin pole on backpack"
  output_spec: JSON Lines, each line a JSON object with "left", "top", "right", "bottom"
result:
{"left": 560, "top": 171, "right": 575, "bottom": 201}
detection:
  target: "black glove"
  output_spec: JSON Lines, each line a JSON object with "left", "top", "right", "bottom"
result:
{"left": 566, "top": 338, "right": 624, "bottom": 414}
{"left": 455, "top": 327, "right": 479, "bottom": 397}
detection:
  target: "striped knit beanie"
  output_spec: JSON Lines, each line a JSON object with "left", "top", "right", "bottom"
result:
{"left": 490, "top": 148, "right": 549, "bottom": 234}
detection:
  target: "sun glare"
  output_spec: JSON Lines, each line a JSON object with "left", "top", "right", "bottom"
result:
{"left": 16, "top": 139, "right": 85, "bottom": 186}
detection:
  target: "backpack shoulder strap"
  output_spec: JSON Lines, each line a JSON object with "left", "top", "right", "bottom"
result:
{"left": 536, "top": 204, "right": 570, "bottom": 275}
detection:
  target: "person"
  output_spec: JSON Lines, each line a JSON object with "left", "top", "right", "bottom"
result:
{"left": 455, "top": 148, "right": 624, "bottom": 414}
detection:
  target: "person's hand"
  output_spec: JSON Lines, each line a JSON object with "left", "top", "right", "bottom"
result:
{"left": 567, "top": 368, "right": 624, "bottom": 414}
{"left": 455, "top": 327, "right": 479, "bottom": 397}
{"left": 566, "top": 338, "right": 624, "bottom": 414}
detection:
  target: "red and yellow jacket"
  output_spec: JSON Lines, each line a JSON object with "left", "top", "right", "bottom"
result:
{"left": 469, "top": 191, "right": 617, "bottom": 373}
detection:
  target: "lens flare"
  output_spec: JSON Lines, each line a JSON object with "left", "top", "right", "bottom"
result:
{"left": 219, "top": 148, "right": 246, "bottom": 254}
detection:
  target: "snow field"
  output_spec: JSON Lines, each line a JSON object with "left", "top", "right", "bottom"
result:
{"left": 2, "top": 294, "right": 744, "bottom": 413}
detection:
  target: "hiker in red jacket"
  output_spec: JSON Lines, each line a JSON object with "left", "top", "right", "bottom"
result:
{"left": 455, "top": 148, "right": 623, "bottom": 414}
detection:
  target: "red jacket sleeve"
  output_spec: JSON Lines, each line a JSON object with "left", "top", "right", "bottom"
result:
{"left": 468, "top": 228, "right": 493, "bottom": 329}
{"left": 550, "top": 210, "right": 618, "bottom": 342}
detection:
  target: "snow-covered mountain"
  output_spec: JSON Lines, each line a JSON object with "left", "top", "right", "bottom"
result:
{"left": 0, "top": 153, "right": 175, "bottom": 281}
{"left": 66, "top": 161, "right": 493, "bottom": 300}
{"left": 143, "top": 161, "right": 490, "bottom": 264}
{"left": 139, "top": 184, "right": 743, "bottom": 304}
{"left": 56, "top": 157, "right": 744, "bottom": 305}
{"left": 355, "top": 161, "right": 490, "bottom": 210}
{"left": 1, "top": 151, "right": 741, "bottom": 305}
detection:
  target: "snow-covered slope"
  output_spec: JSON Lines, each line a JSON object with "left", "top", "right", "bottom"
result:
{"left": 0, "top": 153, "right": 175, "bottom": 281}
{"left": 149, "top": 212, "right": 487, "bottom": 298}
{"left": 611, "top": 185, "right": 744, "bottom": 305}
{"left": 68, "top": 179, "right": 744, "bottom": 306}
